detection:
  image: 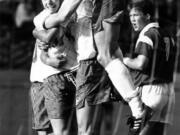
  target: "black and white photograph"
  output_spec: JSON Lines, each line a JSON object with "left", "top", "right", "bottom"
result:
{"left": 0, "top": 0, "right": 179, "bottom": 135}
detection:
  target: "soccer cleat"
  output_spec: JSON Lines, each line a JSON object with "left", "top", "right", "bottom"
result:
{"left": 127, "top": 105, "right": 153, "bottom": 135}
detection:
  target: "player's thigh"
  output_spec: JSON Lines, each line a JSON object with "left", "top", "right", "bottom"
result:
{"left": 37, "top": 131, "right": 48, "bottom": 135}
{"left": 76, "top": 103, "right": 103, "bottom": 132}
{"left": 50, "top": 118, "right": 67, "bottom": 135}
{"left": 140, "top": 122, "right": 166, "bottom": 135}
{"left": 49, "top": 108, "right": 77, "bottom": 135}
{"left": 77, "top": 104, "right": 95, "bottom": 129}
{"left": 94, "top": 21, "right": 120, "bottom": 55}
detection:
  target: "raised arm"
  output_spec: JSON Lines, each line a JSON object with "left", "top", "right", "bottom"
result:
{"left": 44, "top": 0, "right": 82, "bottom": 29}
{"left": 32, "top": 27, "right": 59, "bottom": 43}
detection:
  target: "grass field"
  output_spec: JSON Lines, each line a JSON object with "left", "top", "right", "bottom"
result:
{"left": 0, "top": 70, "right": 179, "bottom": 135}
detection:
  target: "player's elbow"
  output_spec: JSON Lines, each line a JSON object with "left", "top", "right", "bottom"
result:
{"left": 136, "top": 63, "right": 144, "bottom": 70}
{"left": 56, "top": 14, "right": 69, "bottom": 27}
{"left": 135, "top": 55, "right": 149, "bottom": 70}
{"left": 32, "top": 29, "right": 37, "bottom": 37}
{"left": 136, "top": 60, "right": 148, "bottom": 71}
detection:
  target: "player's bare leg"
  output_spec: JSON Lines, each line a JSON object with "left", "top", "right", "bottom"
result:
{"left": 94, "top": 20, "right": 153, "bottom": 134}
{"left": 94, "top": 20, "right": 143, "bottom": 116}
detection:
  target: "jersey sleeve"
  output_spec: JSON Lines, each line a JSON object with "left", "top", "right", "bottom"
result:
{"left": 135, "top": 41, "right": 153, "bottom": 58}
{"left": 135, "top": 28, "right": 158, "bottom": 59}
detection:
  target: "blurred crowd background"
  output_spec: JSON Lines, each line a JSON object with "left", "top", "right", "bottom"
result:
{"left": 0, "top": 0, "right": 180, "bottom": 135}
{"left": 0, "top": 0, "right": 41, "bottom": 70}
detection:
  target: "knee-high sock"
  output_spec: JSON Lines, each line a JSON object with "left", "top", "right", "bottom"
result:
{"left": 105, "top": 59, "right": 143, "bottom": 117}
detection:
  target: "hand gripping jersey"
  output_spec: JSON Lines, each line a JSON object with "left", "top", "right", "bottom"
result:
{"left": 30, "top": 10, "right": 78, "bottom": 82}
{"left": 51, "top": 22, "right": 78, "bottom": 71}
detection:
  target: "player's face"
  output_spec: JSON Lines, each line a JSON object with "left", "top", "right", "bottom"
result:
{"left": 42, "top": 0, "right": 61, "bottom": 13}
{"left": 129, "top": 8, "right": 149, "bottom": 31}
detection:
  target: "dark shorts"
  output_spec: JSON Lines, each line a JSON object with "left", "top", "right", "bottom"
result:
{"left": 92, "top": 0, "right": 126, "bottom": 32}
{"left": 76, "top": 58, "right": 122, "bottom": 109}
{"left": 30, "top": 72, "right": 76, "bottom": 131}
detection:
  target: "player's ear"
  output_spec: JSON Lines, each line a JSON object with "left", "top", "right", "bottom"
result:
{"left": 145, "top": 13, "right": 151, "bottom": 21}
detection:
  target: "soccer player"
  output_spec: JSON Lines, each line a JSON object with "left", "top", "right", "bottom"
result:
{"left": 124, "top": 0, "right": 176, "bottom": 134}
{"left": 30, "top": 0, "right": 78, "bottom": 135}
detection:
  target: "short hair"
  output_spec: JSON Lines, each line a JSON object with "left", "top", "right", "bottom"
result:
{"left": 128, "top": 0, "right": 155, "bottom": 18}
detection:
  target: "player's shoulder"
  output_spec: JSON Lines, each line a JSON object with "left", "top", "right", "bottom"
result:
{"left": 34, "top": 9, "right": 50, "bottom": 21}
{"left": 142, "top": 27, "right": 160, "bottom": 45}
{"left": 144, "top": 27, "right": 159, "bottom": 37}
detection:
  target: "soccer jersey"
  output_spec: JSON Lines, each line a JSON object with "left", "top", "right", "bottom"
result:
{"left": 30, "top": 10, "right": 78, "bottom": 82}
{"left": 76, "top": 0, "right": 125, "bottom": 61}
{"left": 130, "top": 23, "right": 176, "bottom": 87}
{"left": 76, "top": 0, "right": 96, "bottom": 61}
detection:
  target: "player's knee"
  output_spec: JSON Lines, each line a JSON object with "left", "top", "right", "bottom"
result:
{"left": 78, "top": 123, "right": 90, "bottom": 135}
{"left": 53, "top": 131, "right": 62, "bottom": 135}
{"left": 97, "top": 54, "right": 111, "bottom": 67}
{"left": 114, "top": 47, "right": 123, "bottom": 60}
{"left": 118, "top": 61, "right": 132, "bottom": 76}
{"left": 54, "top": 130, "right": 69, "bottom": 135}
{"left": 97, "top": 54, "right": 103, "bottom": 63}
{"left": 53, "top": 126, "right": 67, "bottom": 135}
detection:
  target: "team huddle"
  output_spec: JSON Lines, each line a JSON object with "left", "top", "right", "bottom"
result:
{"left": 29, "top": 0, "right": 176, "bottom": 135}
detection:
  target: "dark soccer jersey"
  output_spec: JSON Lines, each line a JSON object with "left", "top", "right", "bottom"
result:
{"left": 92, "top": 0, "right": 126, "bottom": 32}
{"left": 130, "top": 23, "right": 176, "bottom": 87}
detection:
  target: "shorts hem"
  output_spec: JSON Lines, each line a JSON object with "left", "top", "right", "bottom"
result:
{"left": 76, "top": 99, "right": 116, "bottom": 109}
{"left": 32, "top": 126, "right": 52, "bottom": 133}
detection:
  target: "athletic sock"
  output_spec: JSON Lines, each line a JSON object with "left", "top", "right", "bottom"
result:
{"left": 105, "top": 58, "right": 143, "bottom": 117}
{"left": 128, "top": 96, "right": 143, "bottom": 118}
